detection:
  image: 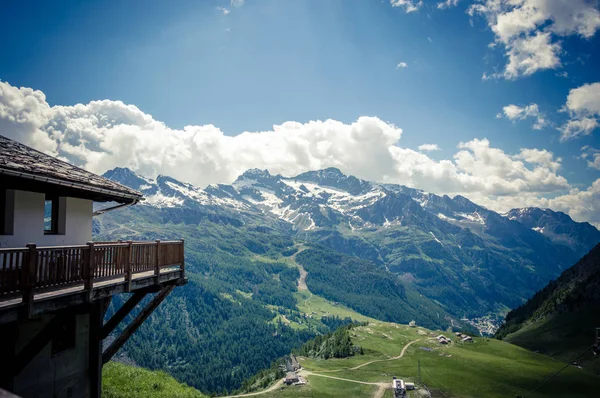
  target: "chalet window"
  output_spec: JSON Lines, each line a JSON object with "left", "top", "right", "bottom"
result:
{"left": 44, "top": 195, "right": 59, "bottom": 235}
{"left": 0, "top": 189, "right": 13, "bottom": 235}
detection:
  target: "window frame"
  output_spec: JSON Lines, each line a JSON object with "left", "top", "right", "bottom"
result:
{"left": 44, "top": 195, "right": 59, "bottom": 235}
{"left": 0, "top": 188, "right": 5, "bottom": 235}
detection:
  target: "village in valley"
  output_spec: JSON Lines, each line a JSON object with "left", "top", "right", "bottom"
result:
{"left": 459, "top": 315, "right": 502, "bottom": 337}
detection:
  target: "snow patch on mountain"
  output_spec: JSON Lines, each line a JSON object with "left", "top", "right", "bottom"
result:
{"left": 456, "top": 212, "right": 485, "bottom": 225}
{"left": 430, "top": 232, "right": 443, "bottom": 246}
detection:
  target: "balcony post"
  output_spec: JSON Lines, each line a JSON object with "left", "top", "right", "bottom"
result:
{"left": 21, "top": 243, "right": 37, "bottom": 318}
{"left": 125, "top": 241, "right": 133, "bottom": 292}
{"left": 154, "top": 240, "right": 160, "bottom": 285}
{"left": 180, "top": 239, "right": 185, "bottom": 279}
{"left": 84, "top": 241, "right": 95, "bottom": 302}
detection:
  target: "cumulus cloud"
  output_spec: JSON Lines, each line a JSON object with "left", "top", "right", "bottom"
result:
{"left": 559, "top": 82, "right": 600, "bottom": 141}
{"left": 396, "top": 62, "right": 408, "bottom": 69}
{"left": 437, "top": 0, "right": 459, "bottom": 10}
{"left": 418, "top": 144, "right": 440, "bottom": 152}
{"left": 468, "top": 0, "right": 600, "bottom": 79}
{"left": 390, "top": 0, "right": 423, "bottom": 13}
{"left": 1, "top": 80, "right": 597, "bottom": 225}
{"left": 498, "top": 103, "right": 547, "bottom": 130}
{"left": 547, "top": 179, "right": 600, "bottom": 227}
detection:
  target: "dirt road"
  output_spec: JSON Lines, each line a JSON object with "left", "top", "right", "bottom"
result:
{"left": 349, "top": 338, "right": 421, "bottom": 370}
{"left": 219, "top": 379, "right": 284, "bottom": 398}
{"left": 290, "top": 246, "right": 308, "bottom": 291}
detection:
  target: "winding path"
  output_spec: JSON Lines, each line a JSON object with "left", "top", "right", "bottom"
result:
{"left": 349, "top": 338, "right": 421, "bottom": 370}
{"left": 219, "top": 379, "right": 284, "bottom": 398}
{"left": 299, "top": 370, "right": 387, "bottom": 387}
{"left": 317, "top": 338, "right": 421, "bottom": 373}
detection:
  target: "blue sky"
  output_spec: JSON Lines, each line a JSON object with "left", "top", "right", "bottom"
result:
{"left": 1, "top": 0, "right": 599, "bottom": 225}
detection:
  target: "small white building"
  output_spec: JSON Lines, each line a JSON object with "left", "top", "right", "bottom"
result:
{"left": 409, "top": 320, "right": 416, "bottom": 327}
{"left": 392, "top": 379, "right": 405, "bottom": 390}
{"left": 0, "top": 136, "right": 142, "bottom": 248}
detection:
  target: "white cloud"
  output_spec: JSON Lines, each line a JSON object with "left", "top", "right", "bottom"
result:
{"left": 515, "top": 148, "right": 561, "bottom": 172}
{"left": 1, "top": 80, "right": 596, "bottom": 225}
{"left": 565, "top": 82, "right": 600, "bottom": 115}
{"left": 503, "top": 31, "right": 561, "bottom": 78}
{"left": 437, "top": 0, "right": 459, "bottom": 10}
{"left": 217, "top": 7, "right": 230, "bottom": 15}
{"left": 230, "top": 0, "right": 244, "bottom": 7}
{"left": 581, "top": 146, "right": 600, "bottom": 170}
{"left": 418, "top": 144, "right": 441, "bottom": 152}
{"left": 547, "top": 179, "right": 600, "bottom": 228}
{"left": 559, "top": 118, "right": 598, "bottom": 141}
{"left": 559, "top": 82, "right": 600, "bottom": 141}
{"left": 390, "top": 0, "right": 423, "bottom": 13}
{"left": 396, "top": 62, "right": 408, "bottom": 69}
{"left": 468, "top": 0, "right": 600, "bottom": 79}
{"left": 499, "top": 103, "right": 547, "bottom": 130}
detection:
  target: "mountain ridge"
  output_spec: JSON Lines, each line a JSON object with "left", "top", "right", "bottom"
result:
{"left": 103, "top": 167, "right": 600, "bottom": 322}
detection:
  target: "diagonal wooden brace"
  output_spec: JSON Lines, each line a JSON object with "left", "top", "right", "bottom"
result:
{"left": 101, "top": 285, "right": 174, "bottom": 365}
{"left": 101, "top": 291, "right": 147, "bottom": 340}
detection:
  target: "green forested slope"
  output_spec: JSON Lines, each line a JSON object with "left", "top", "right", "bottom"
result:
{"left": 295, "top": 247, "right": 451, "bottom": 329}
{"left": 497, "top": 243, "right": 600, "bottom": 374}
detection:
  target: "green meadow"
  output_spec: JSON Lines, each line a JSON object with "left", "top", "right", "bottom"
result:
{"left": 275, "top": 322, "right": 600, "bottom": 398}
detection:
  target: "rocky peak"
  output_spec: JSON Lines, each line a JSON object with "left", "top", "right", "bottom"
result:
{"left": 103, "top": 167, "right": 155, "bottom": 192}
{"left": 507, "top": 207, "right": 600, "bottom": 257}
{"left": 294, "top": 167, "right": 371, "bottom": 195}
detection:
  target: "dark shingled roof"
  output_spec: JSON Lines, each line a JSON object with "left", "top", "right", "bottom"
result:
{"left": 0, "top": 135, "right": 143, "bottom": 202}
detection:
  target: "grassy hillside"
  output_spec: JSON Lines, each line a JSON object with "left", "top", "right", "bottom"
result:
{"left": 260, "top": 322, "right": 600, "bottom": 398}
{"left": 496, "top": 243, "right": 600, "bottom": 374}
{"left": 103, "top": 362, "right": 207, "bottom": 398}
{"left": 503, "top": 307, "right": 600, "bottom": 375}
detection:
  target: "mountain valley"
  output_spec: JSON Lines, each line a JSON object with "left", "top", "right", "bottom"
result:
{"left": 95, "top": 167, "right": 600, "bottom": 396}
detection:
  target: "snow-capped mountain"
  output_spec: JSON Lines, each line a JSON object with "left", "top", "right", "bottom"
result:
{"left": 104, "top": 167, "right": 249, "bottom": 211}
{"left": 102, "top": 167, "right": 600, "bottom": 317}
{"left": 505, "top": 207, "right": 600, "bottom": 258}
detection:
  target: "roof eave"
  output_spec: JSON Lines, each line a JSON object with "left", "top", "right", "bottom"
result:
{"left": 0, "top": 167, "right": 144, "bottom": 203}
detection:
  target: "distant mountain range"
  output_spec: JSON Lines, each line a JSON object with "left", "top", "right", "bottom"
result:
{"left": 103, "top": 167, "right": 600, "bottom": 321}
{"left": 496, "top": 243, "right": 600, "bottom": 374}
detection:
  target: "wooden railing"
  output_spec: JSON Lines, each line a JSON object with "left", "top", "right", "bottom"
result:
{"left": 0, "top": 240, "right": 184, "bottom": 312}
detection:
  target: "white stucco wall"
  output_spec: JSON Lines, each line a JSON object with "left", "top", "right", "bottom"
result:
{"left": 0, "top": 190, "right": 93, "bottom": 248}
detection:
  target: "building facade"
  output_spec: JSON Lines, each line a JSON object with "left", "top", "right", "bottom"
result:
{"left": 0, "top": 135, "right": 186, "bottom": 398}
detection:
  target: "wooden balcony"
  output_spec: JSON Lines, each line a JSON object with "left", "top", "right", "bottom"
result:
{"left": 0, "top": 240, "right": 185, "bottom": 323}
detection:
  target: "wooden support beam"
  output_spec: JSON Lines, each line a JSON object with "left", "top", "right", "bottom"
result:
{"left": 154, "top": 240, "right": 160, "bottom": 285}
{"left": 11, "top": 312, "right": 67, "bottom": 379}
{"left": 102, "top": 285, "right": 174, "bottom": 365}
{"left": 21, "top": 244, "right": 37, "bottom": 319}
{"left": 0, "top": 323, "right": 16, "bottom": 391}
{"left": 180, "top": 239, "right": 185, "bottom": 279}
{"left": 125, "top": 241, "right": 133, "bottom": 292}
{"left": 101, "top": 291, "right": 146, "bottom": 339}
{"left": 84, "top": 242, "right": 95, "bottom": 303}
{"left": 90, "top": 299, "right": 105, "bottom": 398}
